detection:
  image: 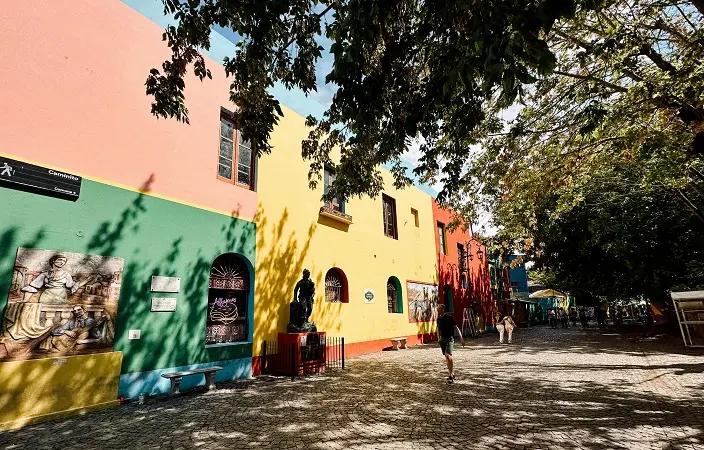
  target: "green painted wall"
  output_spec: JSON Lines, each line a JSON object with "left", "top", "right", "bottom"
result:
{"left": 0, "top": 180, "right": 256, "bottom": 374}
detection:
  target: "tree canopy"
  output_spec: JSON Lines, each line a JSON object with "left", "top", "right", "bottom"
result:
{"left": 146, "top": 0, "right": 704, "bottom": 299}
{"left": 450, "top": 0, "right": 704, "bottom": 298}
{"left": 526, "top": 163, "right": 704, "bottom": 301}
{"left": 147, "top": 0, "right": 592, "bottom": 202}
{"left": 460, "top": 0, "right": 704, "bottom": 233}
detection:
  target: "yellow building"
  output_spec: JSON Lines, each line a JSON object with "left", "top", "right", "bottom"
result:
{"left": 0, "top": 0, "right": 444, "bottom": 428}
{"left": 254, "top": 105, "right": 439, "bottom": 361}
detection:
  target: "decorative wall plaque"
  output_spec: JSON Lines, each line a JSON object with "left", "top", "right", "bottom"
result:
{"left": 151, "top": 297, "right": 177, "bottom": 312}
{"left": 150, "top": 276, "right": 180, "bottom": 293}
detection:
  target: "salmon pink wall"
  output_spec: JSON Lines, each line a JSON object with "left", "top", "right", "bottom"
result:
{"left": 431, "top": 200, "right": 494, "bottom": 329}
{"left": 0, "top": 0, "right": 256, "bottom": 220}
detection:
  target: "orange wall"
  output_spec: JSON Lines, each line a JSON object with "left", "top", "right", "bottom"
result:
{"left": 431, "top": 201, "right": 494, "bottom": 327}
{"left": 0, "top": 0, "right": 256, "bottom": 220}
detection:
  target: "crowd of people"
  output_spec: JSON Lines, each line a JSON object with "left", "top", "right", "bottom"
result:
{"left": 545, "top": 304, "right": 651, "bottom": 329}
{"left": 547, "top": 307, "right": 604, "bottom": 328}
{"left": 435, "top": 302, "right": 652, "bottom": 383}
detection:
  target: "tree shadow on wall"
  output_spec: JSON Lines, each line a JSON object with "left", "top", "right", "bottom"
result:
{"left": 469, "top": 245, "right": 494, "bottom": 330}
{"left": 253, "top": 204, "right": 341, "bottom": 371}
{"left": 436, "top": 246, "right": 493, "bottom": 337}
{"left": 90, "top": 180, "right": 255, "bottom": 389}
{"left": 0, "top": 174, "right": 258, "bottom": 425}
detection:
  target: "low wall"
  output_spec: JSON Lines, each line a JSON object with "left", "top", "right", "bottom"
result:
{"left": 0, "top": 352, "right": 122, "bottom": 430}
{"left": 118, "top": 357, "right": 252, "bottom": 399}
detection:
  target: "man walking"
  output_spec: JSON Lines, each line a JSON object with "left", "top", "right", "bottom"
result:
{"left": 436, "top": 304, "right": 464, "bottom": 384}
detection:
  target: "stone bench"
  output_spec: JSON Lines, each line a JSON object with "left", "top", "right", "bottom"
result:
{"left": 161, "top": 366, "right": 223, "bottom": 394}
{"left": 390, "top": 337, "right": 407, "bottom": 350}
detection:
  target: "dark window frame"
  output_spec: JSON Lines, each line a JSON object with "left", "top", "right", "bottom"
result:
{"left": 438, "top": 222, "right": 447, "bottom": 254}
{"left": 457, "top": 243, "right": 467, "bottom": 272}
{"left": 323, "top": 166, "right": 345, "bottom": 213}
{"left": 217, "top": 113, "right": 256, "bottom": 190}
{"left": 382, "top": 194, "right": 398, "bottom": 239}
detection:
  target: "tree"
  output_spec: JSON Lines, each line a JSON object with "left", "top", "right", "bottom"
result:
{"left": 458, "top": 0, "right": 704, "bottom": 240}
{"left": 146, "top": 0, "right": 588, "bottom": 203}
{"left": 509, "top": 162, "right": 704, "bottom": 301}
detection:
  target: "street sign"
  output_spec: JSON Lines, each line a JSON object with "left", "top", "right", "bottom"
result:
{"left": 0, "top": 156, "right": 81, "bottom": 200}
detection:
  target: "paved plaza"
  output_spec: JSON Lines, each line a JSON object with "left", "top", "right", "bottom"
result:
{"left": 2, "top": 326, "right": 703, "bottom": 450}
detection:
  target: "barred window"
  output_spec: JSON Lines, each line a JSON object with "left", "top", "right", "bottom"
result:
{"left": 206, "top": 253, "right": 249, "bottom": 345}
{"left": 325, "top": 268, "right": 347, "bottom": 303}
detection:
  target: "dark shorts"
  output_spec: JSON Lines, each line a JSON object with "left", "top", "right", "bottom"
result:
{"left": 439, "top": 338, "right": 454, "bottom": 356}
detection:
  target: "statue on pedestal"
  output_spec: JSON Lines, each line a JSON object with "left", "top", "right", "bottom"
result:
{"left": 287, "top": 269, "right": 317, "bottom": 333}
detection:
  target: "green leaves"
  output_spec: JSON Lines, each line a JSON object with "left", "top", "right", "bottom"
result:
{"left": 146, "top": 0, "right": 589, "bottom": 204}
{"left": 455, "top": 0, "right": 704, "bottom": 299}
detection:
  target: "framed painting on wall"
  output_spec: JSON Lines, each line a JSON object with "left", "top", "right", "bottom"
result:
{"left": 407, "top": 281, "right": 438, "bottom": 323}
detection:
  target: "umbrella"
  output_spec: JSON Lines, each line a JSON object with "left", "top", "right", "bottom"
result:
{"left": 529, "top": 289, "right": 567, "bottom": 298}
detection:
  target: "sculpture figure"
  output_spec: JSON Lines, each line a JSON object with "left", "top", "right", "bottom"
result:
{"left": 287, "top": 269, "right": 317, "bottom": 333}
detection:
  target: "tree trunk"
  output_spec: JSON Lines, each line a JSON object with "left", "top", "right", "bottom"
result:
{"left": 691, "top": 0, "right": 704, "bottom": 17}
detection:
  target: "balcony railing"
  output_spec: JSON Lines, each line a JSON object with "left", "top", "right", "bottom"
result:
{"left": 319, "top": 205, "right": 353, "bottom": 224}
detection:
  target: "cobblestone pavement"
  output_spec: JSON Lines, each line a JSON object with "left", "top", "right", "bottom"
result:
{"left": 2, "top": 326, "right": 704, "bottom": 450}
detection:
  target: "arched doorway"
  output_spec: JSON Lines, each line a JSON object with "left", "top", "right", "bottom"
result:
{"left": 205, "top": 253, "right": 250, "bottom": 345}
{"left": 387, "top": 276, "right": 403, "bottom": 313}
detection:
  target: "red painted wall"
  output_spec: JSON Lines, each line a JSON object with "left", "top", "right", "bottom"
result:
{"left": 431, "top": 201, "right": 494, "bottom": 330}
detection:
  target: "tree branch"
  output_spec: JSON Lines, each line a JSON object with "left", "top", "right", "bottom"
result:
{"left": 686, "top": 0, "right": 704, "bottom": 18}
{"left": 553, "top": 30, "right": 594, "bottom": 51}
{"left": 675, "top": 4, "right": 698, "bottom": 31}
{"left": 621, "top": 68, "right": 644, "bottom": 83}
{"left": 553, "top": 70, "right": 628, "bottom": 93}
{"left": 639, "top": 46, "right": 678, "bottom": 75}
{"left": 273, "top": 4, "right": 335, "bottom": 67}
{"left": 675, "top": 188, "right": 704, "bottom": 225}
{"left": 690, "top": 165, "right": 704, "bottom": 183}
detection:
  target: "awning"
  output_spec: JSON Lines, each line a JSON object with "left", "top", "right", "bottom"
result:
{"left": 529, "top": 289, "right": 567, "bottom": 298}
{"left": 671, "top": 291, "right": 704, "bottom": 301}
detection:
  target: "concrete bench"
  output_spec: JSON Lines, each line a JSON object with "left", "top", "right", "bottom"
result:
{"left": 161, "top": 366, "right": 223, "bottom": 394}
{"left": 390, "top": 337, "right": 407, "bottom": 350}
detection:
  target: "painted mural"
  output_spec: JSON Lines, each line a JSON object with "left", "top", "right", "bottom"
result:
{"left": 407, "top": 281, "right": 438, "bottom": 323}
{"left": 0, "top": 248, "right": 122, "bottom": 361}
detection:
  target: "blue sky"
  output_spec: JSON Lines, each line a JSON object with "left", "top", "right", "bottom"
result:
{"left": 123, "top": 0, "right": 443, "bottom": 198}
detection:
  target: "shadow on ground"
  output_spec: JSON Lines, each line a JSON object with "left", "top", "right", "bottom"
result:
{"left": 1, "top": 326, "right": 702, "bottom": 449}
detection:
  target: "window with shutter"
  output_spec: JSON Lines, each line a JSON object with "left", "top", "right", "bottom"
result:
{"left": 382, "top": 195, "right": 398, "bottom": 239}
